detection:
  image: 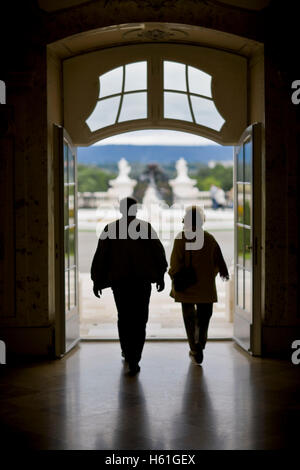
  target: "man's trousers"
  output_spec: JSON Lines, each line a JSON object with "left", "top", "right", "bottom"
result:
{"left": 112, "top": 281, "right": 152, "bottom": 365}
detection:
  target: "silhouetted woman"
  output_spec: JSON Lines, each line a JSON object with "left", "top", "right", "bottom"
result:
{"left": 168, "top": 206, "right": 229, "bottom": 364}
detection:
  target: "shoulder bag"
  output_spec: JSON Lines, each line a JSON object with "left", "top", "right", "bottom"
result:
{"left": 173, "top": 250, "right": 197, "bottom": 292}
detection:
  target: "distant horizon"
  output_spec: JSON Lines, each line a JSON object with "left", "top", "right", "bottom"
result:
{"left": 91, "top": 129, "right": 220, "bottom": 147}
{"left": 78, "top": 143, "right": 233, "bottom": 165}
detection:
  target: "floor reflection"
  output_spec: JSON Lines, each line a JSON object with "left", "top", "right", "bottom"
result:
{"left": 1, "top": 342, "right": 299, "bottom": 450}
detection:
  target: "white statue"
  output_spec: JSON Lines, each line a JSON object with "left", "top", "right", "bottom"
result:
{"left": 107, "top": 158, "right": 136, "bottom": 199}
{"left": 169, "top": 158, "right": 201, "bottom": 204}
{"left": 118, "top": 158, "right": 131, "bottom": 180}
{"left": 176, "top": 158, "right": 189, "bottom": 180}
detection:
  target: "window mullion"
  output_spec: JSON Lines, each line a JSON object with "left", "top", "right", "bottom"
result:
{"left": 115, "top": 65, "right": 125, "bottom": 123}
{"left": 164, "top": 89, "right": 213, "bottom": 101}
{"left": 97, "top": 89, "right": 147, "bottom": 103}
{"left": 149, "top": 55, "right": 161, "bottom": 123}
{"left": 186, "top": 65, "right": 196, "bottom": 124}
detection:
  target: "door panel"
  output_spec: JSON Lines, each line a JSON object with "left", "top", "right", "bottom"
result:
{"left": 54, "top": 125, "right": 80, "bottom": 357}
{"left": 233, "top": 123, "right": 262, "bottom": 355}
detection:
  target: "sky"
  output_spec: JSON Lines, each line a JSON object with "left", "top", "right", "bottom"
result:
{"left": 93, "top": 129, "right": 218, "bottom": 146}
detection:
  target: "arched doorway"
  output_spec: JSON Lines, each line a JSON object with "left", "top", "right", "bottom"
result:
{"left": 48, "top": 23, "right": 264, "bottom": 357}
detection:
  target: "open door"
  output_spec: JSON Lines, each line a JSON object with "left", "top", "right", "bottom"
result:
{"left": 233, "top": 123, "right": 262, "bottom": 356}
{"left": 54, "top": 125, "right": 80, "bottom": 357}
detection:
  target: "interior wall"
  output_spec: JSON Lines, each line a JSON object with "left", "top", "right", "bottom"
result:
{"left": 0, "top": 105, "right": 15, "bottom": 321}
{"left": 7, "top": 48, "right": 49, "bottom": 326}
{"left": 47, "top": 49, "right": 64, "bottom": 323}
{"left": 0, "top": 44, "right": 54, "bottom": 357}
{"left": 262, "top": 46, "right": 300, "bottom": 356}
{"left": 248, "top": 50, "right": 265, "bottom": 125}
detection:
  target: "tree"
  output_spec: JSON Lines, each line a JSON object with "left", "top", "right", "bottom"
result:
{"left": 195, "top": 164, "right": 233, "bottom": 191}
{"left": 77, "top": 164, "right": 116, "bottom": 192}
{"left": 198, "top": 176, "right": 221, "bottom": 191}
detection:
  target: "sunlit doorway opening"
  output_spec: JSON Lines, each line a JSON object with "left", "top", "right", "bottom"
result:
{"left": 77, "top": 129, "right": 234, "bottom": 340}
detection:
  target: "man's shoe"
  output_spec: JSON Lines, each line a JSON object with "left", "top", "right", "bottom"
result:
{"left": 194, "top": 349, "right": 204, "bottom": 364}
{"left": 121, "top": 351, "right": 131, "bottom": 363}
{"left": 128, "top": 363, "right": 140, "bottom": 375}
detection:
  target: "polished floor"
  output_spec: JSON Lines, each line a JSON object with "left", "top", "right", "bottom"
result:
{"left": 0, "top": 341, "right": 299, "bottom": 450}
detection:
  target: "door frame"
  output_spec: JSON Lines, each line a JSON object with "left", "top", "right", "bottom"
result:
{"left": 251, "top": 122, "right": 262, "bottom": 356}
{"left": 54, "top": 123, "right": 264, "bottom": 350}
{"left": 54, "top": 125, "right": 80, "bottom": 357}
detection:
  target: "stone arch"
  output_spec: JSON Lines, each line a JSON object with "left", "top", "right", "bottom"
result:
{"left": 49, "top": 23, "right": 263, "bottom": 146}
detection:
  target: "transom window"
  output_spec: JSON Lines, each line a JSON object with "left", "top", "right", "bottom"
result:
{"left": 65, "top": 43, "right": 247, "bottom": 145}
{"left": 86, "top": 61, "right": 148, "bottom": 131}
{"left": 86, "top": 59, "right": 225, "bottom": 134}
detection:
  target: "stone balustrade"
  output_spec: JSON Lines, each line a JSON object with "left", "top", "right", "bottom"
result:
{"left": 77, "top": 191, "right": 213, "bottom": 209}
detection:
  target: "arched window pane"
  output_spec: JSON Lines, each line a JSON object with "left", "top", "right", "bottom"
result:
{"left": 125, "top": 62, "right": 147, "bottom": 92}
{"left": 118, "top": 92, "right": 147, "bottom": 122}
{"left": 188, "top": 66, "right": 212, "bottom": 98}
{"left": 164, "top": 61, "right": 187, "bottom": 92}
{"left": 86, "top": 96, "right": 120, "bottom": 131}
{"left": 190, "top": 95, "right": 225, "bottom": 130}
{"left": 164, "top": 92, "right": 192, "bottom": 122}
{"left": 99, "top": 67, "right": 123, "bottom": 98}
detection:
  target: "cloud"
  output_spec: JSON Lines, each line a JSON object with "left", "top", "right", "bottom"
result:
{"left": 93, "top": 129, "right": 218, "bottom": 146}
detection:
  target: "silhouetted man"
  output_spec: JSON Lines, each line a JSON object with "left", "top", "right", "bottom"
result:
{"left": 91, "top": 197, "right": 168, "bottom": 375}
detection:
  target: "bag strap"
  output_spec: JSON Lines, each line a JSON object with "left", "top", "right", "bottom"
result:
{"left": 183, "top": 232, "right": 193, "bottom": 267}
{"left": 189, "top": 249, "right": 192, "bottom": 266}
{"left": 184, "top": 249, "right": 192, "bottom": 267}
